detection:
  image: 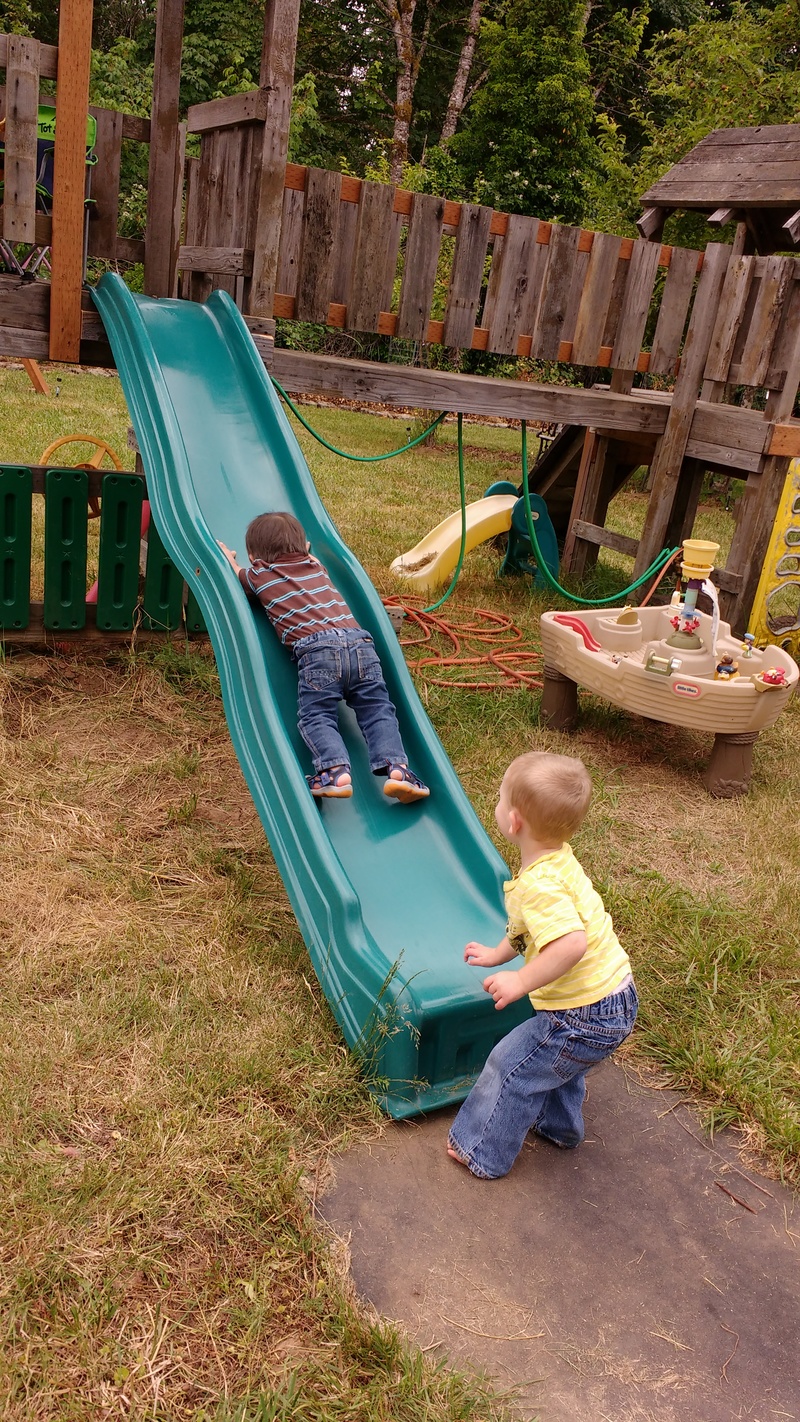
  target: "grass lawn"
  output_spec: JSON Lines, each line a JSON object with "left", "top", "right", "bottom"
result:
{"left": 1, "top": 362, "right": 798, "bottom": 1420}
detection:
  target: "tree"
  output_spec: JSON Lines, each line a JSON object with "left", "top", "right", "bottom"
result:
{"left": 440, "top": 0, "right": 484, "bottom": 144}
{"left": 454, "top": 0, "right": 597, "bottom": 221}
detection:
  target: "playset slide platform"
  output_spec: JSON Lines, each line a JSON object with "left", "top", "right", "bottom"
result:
{"left": 93, "top": 273, "right": 529, "bottom": 1118}
{"left": 390, "top": 495, "right": 517, "bottom": 593}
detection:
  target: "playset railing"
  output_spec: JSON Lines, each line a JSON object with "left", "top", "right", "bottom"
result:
{"left": 0, "top": 464, "right": 207, "bottom": 642}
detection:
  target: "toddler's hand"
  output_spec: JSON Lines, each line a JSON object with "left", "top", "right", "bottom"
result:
{"left": 464, "top": 941, "right": 496, "bottom": 966}
{"left": 483, "top": 971, "right": 526, "bottom": 1011}
{"left": 217, "top": 540, "right": 236, "bottom": 563}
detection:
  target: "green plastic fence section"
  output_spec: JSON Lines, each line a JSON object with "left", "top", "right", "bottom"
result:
{"left": 0, "top": 466, "right": 33, "bottom": 631}
{"left": 43, "top": 467, "right": 89, "bottom": 630}
{"left": 95, "top": 474, "right": 145, "bottom": 631}
{"left": 143, "top": 519, "right": 185, "bottom": 631}
{"left": 185, "top": 586, "right": 207, "bottom": 633}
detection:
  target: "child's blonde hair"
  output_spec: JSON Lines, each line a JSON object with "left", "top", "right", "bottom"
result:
{"left": 504, "top": 751, "right": 591, "bottom": 844}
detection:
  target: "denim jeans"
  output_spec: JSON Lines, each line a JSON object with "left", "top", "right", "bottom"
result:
{"left": 448, "top": 978, "right": 638, "bottom": 1178}
{"left": 295, "top": 628, "right": 407, "bottom": 773}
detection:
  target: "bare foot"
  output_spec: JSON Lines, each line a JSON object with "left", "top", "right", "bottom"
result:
{"left": 447, "top": 1143, "right": 469, "bottom": 1167}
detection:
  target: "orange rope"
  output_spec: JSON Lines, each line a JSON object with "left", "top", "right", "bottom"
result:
{"left": 383, "top": 595, "right": 542, "bottom": 692}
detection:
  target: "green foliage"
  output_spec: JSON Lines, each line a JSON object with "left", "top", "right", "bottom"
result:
{"left": 0, "top": 0, "right": 35, "bottom": 33}
{"left": 592, "top": 0, "right": 800, "bottom": 239}
{"left": 453, "top": 0, "right": 598, "bottom": 222}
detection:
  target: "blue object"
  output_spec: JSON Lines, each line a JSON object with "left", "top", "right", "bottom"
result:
{"left": 92, "top": 273, "right": 530, "bottom": 1118}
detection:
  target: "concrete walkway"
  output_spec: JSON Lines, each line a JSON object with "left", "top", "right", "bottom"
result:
{"left": 320, "top": 1062, "right": 799, "bottom": 1421}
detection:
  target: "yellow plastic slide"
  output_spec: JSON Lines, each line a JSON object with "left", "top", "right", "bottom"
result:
{"left": 390, "top": 494, "right": 517, "bottom": 593}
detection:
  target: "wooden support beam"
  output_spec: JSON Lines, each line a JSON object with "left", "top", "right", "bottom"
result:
{"left": 636, "top": 206, "right": 667, "bottom": 241}
{"left": 781, "top": 209, "right": 800, "bottom": 244}
{"left": 177, "top": 246, "right": 253, "bottom": 274}
{"left": 721, "top": 320, "right": 800, "bottom": 631}
{"left": 270, "top": 348, "right": 672, "bottom": 432}
{"left": 49, "top": 0, "right": 94, "bottom": 362}
{"left": 22, "top": 359, "right": 50, "bottom": 394}
{"left": 144, "top": 0, "right": 185, "bottom": 297}
{"left": 707, "top": 207, "right": 739, "bottom": 227}
{"left": 633, "top": 243, "right": 733, "bottom": 577}
{"left": 2, "top": 35, "right": 40, "bottom": 243}
{"left": 0, "top": 33, "right": 58, "bottom": 78}
{"left": 187, "top": 90, "right": 270, "bottom": 133}
{"left": 245, "top": 0, "right": 302, "bottom": 315}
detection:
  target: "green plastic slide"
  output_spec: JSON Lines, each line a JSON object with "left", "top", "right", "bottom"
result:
{"left": 92, "top": 273, "right": 529, "bottom": 1117}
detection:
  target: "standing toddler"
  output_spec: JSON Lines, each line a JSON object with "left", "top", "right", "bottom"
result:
{"left": 448, "top": 751, "right": 636, "bottom": 1178}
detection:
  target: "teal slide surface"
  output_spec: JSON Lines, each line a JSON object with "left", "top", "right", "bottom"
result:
{"left": 93, "top": 273, "right": 529, "bottom": 1117}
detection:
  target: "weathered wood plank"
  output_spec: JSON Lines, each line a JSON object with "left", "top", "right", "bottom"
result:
{"left": 49, "top": 0, "right": 93, "bottom": 361}
{"left": 570, "top": 233, "right": 622, "bottom": 366}
{"left": 0, "top": 324, "right": 50, "bottom": 357}
{"left": 2, "top": 35, "right": 39, "bottom": 243}
{"left": 330, "top": 195, "right": 359, "bottom": 307}
{"left": 87, "top": 105, "right": 123, "bottom": 259}
{"left": 121, "top": 113, "right": 151, "bottom": 143}
{"left": 295, "top": 167, "right": 341, "bottom": 323}
{"left": 651, "top": 156, "right": 800, "bottom": 184}
{"left": 649, "top": 245, "right": 699, "bottom": 375}
{"left": 0, "top": 33, "right": 58, "bottom": 79}
{"left": 246, "top": 0, "right": 302, "bottom": 315}
{"left": 610, "top": 239, "right": 662, "bottom": 371}
{"left": 177, "top": 246, "right": 253, "bottom": 274}
{"left": 116, "top": 236, "right": 145, "bottom": 264}
{"left": 721, "top": 314, "right": 800, "bottom": 628}
{"left": 482, "top": 214, "right": 540, "bottom": 355}
{"left": 734, "top": 255, "right": 792, "bottom": 387}
{"left": 571, "top": 519, "right": 638, "bottom": 557}
{"left": 519, "top": 233, "right": 551, "bottom": 337}
{"left": 396, "top": 192, "right": 445, "bottom": 341}
{"left": 633, "top": 243, "right": 732, "bottom": 576}
{"left": 750, "top": 272, "right": 800, "bottom": 392}
{"left": 0, "top": 275, "right": 49, "bottom": 325}
{"left": 187, "top": 89, "right": 269, "bottom": 133}
{"left": 442, "top": 202, "right": 493, "bottom": 347}
{"left": 275, "top": 184, "right": 304, "bottom": 299}
{"left": 271, "top": 347, "right": 672, "bottom": 432}
{"left": 643, "top": 179, "right": 800, "bottom": 207}
{"left": 144, "top": 0, "right": 184, "bottom": 297}
{"left": 347, "top": 180, "right": 399, "bottom": 332}
{"left": 702, "top": 254, "right": 754, "bottom": 385}
{"left": 529, "top": 223, "right": 581, "bottom": 360}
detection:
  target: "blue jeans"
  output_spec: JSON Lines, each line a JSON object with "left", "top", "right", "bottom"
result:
{"left": 295, "top": 628, "right": 407, "bottom": 774}
{"left": 448, "top": 979, "right": 638, "bottom": 1178}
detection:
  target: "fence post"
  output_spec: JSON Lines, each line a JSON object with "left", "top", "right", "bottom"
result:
{"left": 49, "top": 0, "right": 94, "bottom": 361}
{"left": 245, "top": 0, "right": 302, "bottom": 316}
{"left": 144, "top": 0, "right": 185, "bottom": 297}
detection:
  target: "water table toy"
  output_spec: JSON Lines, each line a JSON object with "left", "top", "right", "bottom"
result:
{"left": 540, "top": 540, "right": 797, "bottom": 797}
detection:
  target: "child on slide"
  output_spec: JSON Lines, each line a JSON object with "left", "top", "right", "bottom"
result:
{"left": 218, "top": 511, "right": 429, "bottom": 803}
{"left": 447, "top": 751, "right": 636, "bottom": 1178}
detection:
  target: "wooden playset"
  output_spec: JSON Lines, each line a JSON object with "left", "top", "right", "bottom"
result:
{"left": 2, "top": 0, "right": 800, "bottom": 649}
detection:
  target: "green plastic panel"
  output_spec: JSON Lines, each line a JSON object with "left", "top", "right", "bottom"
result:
{"left": 184, "top": 585, "right": 207, "bottom": 633}
{"left": 95, "top": 474, "right": 145, "bottom": 631}
{"left": 43, "top": 467, "right": 89, "bottom": 630}
{"left": 143, "top": 519, "right": 184, "bottom": 631}
{"left": 0, "top": 465, "right": 33, "bottom": 630}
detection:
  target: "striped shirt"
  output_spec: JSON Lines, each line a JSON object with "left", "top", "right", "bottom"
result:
{"left": 239, "top": 553, "right": 360, "bottom": 648}
{"left": 505, "top": 844, "right": 631, "bottom": 1010}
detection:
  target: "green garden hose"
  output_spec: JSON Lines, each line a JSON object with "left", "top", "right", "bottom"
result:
{"left": 519, "top": 421, "right": 678, "bottom": 606}
{"left": 270, "top": 376, "right": 447, "bottom": 459}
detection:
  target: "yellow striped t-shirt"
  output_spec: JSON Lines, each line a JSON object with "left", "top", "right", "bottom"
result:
{"left": 504, "top": 844, "right": 631, "bottom": 1010}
